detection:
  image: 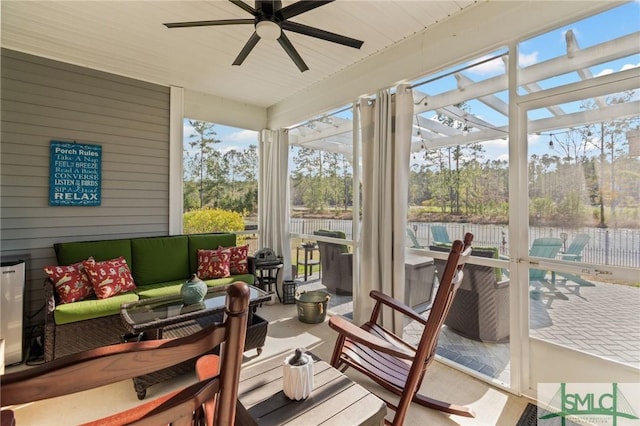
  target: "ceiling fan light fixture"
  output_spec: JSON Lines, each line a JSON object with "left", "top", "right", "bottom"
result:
{"left": 256, "top": 21, "right": 281, "bottom": 40}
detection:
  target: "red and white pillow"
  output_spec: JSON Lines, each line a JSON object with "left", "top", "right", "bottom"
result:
{"left": 197, "top": 248, "right": 231, "bottom": 279}
{"left": 220, "top": 244, "right": 249, "bottom": 274}
{"left": 83, "top": 256, "right": 137, "bottom": 299}
{"left": 44, "top": 262, "right": 94, "bottom": 304}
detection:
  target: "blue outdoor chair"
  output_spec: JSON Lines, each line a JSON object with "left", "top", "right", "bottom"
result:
{"left": 431, "top": 225, "right": 451, "bottom": 245}
{"left": 529, "top": 237, "right": 568, "bottom": 302}
{"left": 555, "top": 233, "right": 595, "bottom": 287}
{"left": 406, "top": 227, "right": 425, "bottom": 249}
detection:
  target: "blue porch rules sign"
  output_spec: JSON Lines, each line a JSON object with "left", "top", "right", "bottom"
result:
{"left": 49, "top": 141, "right": 102, "bottom": 206}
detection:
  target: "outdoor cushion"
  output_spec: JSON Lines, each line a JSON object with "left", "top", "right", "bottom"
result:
{"left": 131, "top": 236, "right": 189, "bottom": 286}
{"left": 314, "top": 229, "right": 349, "bottom": 253}
{"left": 220, "top": 244, "right": 249, "bottom": 274}
{"left": 44, "top": 262, "right": 94, "bottom": 304}
{"left": 197, "top": 248, "right": 231, "bottom": 279}
{"left": 83, "top": 257, "right": 137, "bottom": 299}
{"left": 134, "top": 274, "right": 256, "bottom": 299}
{"left": 54, "top": 292, "right": 139, "bottom": 325}
{"left": 55, "top": 238, "right": 132, "bottom": 267}
{"left": 188, "top": 233, "right": 237, "bottom": 274}
{"left": 430, "top": 244, "right": 503, "bottom": 281}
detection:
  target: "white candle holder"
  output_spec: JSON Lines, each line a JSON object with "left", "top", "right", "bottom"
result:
{"left": 282, "top": 351, "right": 314, "bottom": 400}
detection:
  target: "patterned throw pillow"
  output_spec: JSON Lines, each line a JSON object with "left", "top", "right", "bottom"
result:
{"left": 44, "top": 262, "right": 94, "bottom": 304}
{"left": 83, "top": 256, "right": 137, "bottom": 299}
{"left": 219, "top": 245, "right": 249, "bottom": 274}
{"left": 197, "top": 249, "right": 231, "bottom": 279}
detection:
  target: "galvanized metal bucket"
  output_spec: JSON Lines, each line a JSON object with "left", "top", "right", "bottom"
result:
{"left": 295, "top": 291, "right": 330, "bottom": 324}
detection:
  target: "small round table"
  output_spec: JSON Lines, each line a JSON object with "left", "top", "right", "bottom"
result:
{"left": 255, "top": 261, "right": 284, "bottom": 302}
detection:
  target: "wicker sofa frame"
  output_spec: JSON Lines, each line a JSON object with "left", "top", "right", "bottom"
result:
{"left": 313, "top": 230, "right": 353, "bottom": 295}
{"left": 44, "top": 233, "right": 261, "bottom": 363}
{"left": 432, "top": 246, "right": 510, "bottom": 342}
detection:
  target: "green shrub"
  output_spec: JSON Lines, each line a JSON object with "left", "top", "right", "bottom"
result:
{"left": 183, "top": 208, "right": 245, "bottom": 234}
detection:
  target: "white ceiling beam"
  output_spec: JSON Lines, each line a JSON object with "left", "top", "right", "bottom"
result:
{"left": 455, "top": 72, "right": 509, "bottom": 116}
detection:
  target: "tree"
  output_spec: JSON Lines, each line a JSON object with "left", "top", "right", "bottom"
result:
{"left": 186, "top": 120, "right": 220, "bottom": 208}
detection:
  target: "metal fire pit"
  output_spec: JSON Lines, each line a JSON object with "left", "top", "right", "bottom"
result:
{"left": 295, "top": 291, "right": 330, "bottom": 324}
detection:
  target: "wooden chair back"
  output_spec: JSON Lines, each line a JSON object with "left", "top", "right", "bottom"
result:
{"left": 329, "top": 233, "right": 474, "bottom": 425}
{"left": 1, "top": 282, "right": 250, "bottom": 426}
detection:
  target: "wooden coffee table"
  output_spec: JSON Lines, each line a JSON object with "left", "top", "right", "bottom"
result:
{"left": 237, "top": 352, "right": 387, "bottom": 425}
{"left": 120, "top": 284, "right": 270, "bottom": 399}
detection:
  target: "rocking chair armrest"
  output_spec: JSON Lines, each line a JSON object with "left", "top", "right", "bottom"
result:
{"left": 328, "top": 316, "right": 415, "bottom": 360}
{"left": 369, "top": 290, "right": 428, "bottom": 326}
{"left": 80, "top": 377, "right": 219, "bottom": 426}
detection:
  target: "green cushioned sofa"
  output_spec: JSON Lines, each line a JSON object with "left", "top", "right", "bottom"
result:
{"left": 44, "top": 233, "right": 256, "bottom": 361}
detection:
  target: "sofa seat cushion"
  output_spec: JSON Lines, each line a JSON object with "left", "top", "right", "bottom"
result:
{"left": 54, "top": 292, "right": 139, "bottom": 325}
{"left": 135, "top": 274, "right": 256, "bottom": 299}
{"left": 205, "top": 274, "right": 255, "bottom": 288}
{"left": 131, "top": 236, "right": 189, "bottom": 286}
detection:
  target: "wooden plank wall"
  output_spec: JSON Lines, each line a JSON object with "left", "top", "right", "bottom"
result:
{"left": 0, "top": 49, "right": 171, "bottom": 343}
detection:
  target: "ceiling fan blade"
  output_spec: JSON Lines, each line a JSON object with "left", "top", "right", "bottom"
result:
{"left": 279, "top": 0, "right": 334, "bottom": 20}
{"left": 281, "top": 21, "right": 363, "bottom": 49}
{"left": 278, "top": 32, "right": 309, "bottom": 72}
{"left": 233, "top": 32, "right": 261, "bottom": 66}
{"left": 229, "top": 0, "right": 256, "bottom": 16}
{"left": 164, "top": 19, "right": 254, "bottom": 28}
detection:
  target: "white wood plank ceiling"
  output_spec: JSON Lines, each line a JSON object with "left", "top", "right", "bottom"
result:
{"left": 0, "top": 0, "right": 477, "bottom": 108}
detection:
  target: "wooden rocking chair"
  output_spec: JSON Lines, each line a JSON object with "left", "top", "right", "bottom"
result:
{"left": 329, "top": 233, "right": 474, "bottom": 425}
{"left": 1, "top": 282, "right": 250, "bottom": 426}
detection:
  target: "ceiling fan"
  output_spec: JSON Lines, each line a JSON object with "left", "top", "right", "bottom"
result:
{"left": 163, "top": 0, "right": 363, "bottom": 72}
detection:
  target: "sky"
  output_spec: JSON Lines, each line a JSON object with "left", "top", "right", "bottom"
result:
{"left": 184, "top": 2, "right": 639, "bottom": 165}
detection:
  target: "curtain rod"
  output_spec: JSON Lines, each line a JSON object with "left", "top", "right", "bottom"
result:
{"left": 408, "top": 50, "right": 508, "bottom": 90}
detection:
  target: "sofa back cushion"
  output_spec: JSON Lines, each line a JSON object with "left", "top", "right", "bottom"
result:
{"left": 55, "top": 239, "right": 133, "bottom": 267}
{"left": 131, "top": 236, "right": 189, "bottom": 286}
{"left": 188, "top": 233, "right": 237, "bottom": 275}
{"left": 430, "top": 244, "right": 503, "bottom": 281}
{"left": 314, "top": 230, "right": 349, "bottom": 254}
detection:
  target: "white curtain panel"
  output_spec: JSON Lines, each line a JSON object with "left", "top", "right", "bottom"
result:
{"left": 258, "top": 129, "right": 292, "bottom": 281}
{"left": 357, "top": 85, "right": 413, "bottom": 334}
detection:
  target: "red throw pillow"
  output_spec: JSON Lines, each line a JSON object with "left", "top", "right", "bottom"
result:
{"left": 197, "top": 249, "right": 231, "bottom": 279}
{"left": 44, "top": 262, "right": 94, "bottom": 304}
{"left": 219, "top": 245, "right": 249, "bottom": 274}
{"left": 83, "top": 257, "right": 137, "bottom": 299}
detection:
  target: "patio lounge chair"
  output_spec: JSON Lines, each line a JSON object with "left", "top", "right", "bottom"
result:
{"left": 431, "top": 225, "right": 451, "bottom": 245}
{"left": 560, "top": 233, "right": 590, "bottom": 261}
{"left": 555, "top": 233, "right": 596, "bottom": 287}
{"left": 329, "top": 233, "right": 475, "bottom": 424}
{"left": 406, "top": 226, "right": 426, "bottom": 248}
{"left": 529, "top": 237, "right": 568, "bottom": 301}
